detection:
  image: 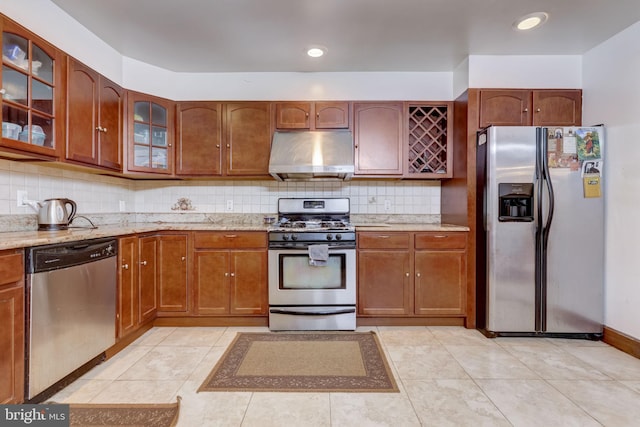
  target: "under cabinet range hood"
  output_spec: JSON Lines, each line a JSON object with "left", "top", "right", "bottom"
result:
{"left": 268, "top": 131, "right": 354, "bottom": 181}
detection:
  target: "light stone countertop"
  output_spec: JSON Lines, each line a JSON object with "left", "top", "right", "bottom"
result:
{"left": 0, "top": 220, "right": 469, "bottom": 251}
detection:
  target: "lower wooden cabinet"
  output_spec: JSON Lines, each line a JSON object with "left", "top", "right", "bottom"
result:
{"left": 357, "top": 231, "right": 467, "bottom": 318}
{"left": 192, "top": 232, "right": 268, "bottom": 316}
{"left": 0, "top": 250, "right": 25, "bottom": 404}
{"left": 117, "top": 235, "right": 157, "bottom": 339}
{"left": 157, "top": 234, "right": 188, "bottom": 313}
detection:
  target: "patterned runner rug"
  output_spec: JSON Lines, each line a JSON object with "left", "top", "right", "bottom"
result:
{"left": 198, "top": 332, "right": 398, "bottom": 392}
{"left": 69, "top": 398, "right": 180, "bottom": 426}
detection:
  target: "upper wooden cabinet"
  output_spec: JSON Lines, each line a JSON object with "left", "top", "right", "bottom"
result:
{"left": 275, "top": 101, "right": 350, "bottom": 130}
{"left": 354, "top": 102, "right": 404, "bottom": 176}
{"left": 175, "top": 101, "right": 222, "bottom": 176}
{"left": 404, "top": 102, "right": 453, "bottom": 178}
{"left": 66, "top": 57, "right": 123, "bottom": 171}
{"left": 479, "top": 89, "right": 582, "bottom": 128}
{"left": 126, "top": 91, "right": 175, "bottom": 175}
{"left": 1, "top": 17, "right": 65, "bottom": 160}
{"left": 224, "top": 102, "right": 273, "bottom": 177}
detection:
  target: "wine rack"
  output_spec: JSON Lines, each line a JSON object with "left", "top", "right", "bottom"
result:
{"left": 407, "top": 104, "right": 451, "bottom": 177}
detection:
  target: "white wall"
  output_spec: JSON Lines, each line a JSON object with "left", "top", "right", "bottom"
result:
{"left": 583, "top": 22, "right": 640, "bottom": 340}
{"left": 468, "top": 55, "right": 582, "bottom": 88}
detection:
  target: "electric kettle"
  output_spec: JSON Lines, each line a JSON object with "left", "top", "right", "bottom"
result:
{"left": 26, "top": 198, "right": 77, "bottom": 230}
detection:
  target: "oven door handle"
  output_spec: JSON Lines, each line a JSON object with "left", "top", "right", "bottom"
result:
{"left": 269, "top": 308, "right": 356, "bottom": 316}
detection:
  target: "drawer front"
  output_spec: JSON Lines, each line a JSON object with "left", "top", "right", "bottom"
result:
{"left": 415, "top": 233, "right": 467, "bottom": 249}
{"left": 358, "top": 233, "right": 410, "bottom": 249}
{"left": 0, "top": 252, "right": 24, "bottom": 286}
{"left": 194, "top": 232, "right": 267, "bottom": 249}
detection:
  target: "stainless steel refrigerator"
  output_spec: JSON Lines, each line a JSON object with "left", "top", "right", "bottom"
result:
{"left": 476, "top": 126, "right": 604, "bottom": 338}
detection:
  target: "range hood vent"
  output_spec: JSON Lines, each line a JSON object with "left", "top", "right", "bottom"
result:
{"left": 269, "top": 131, "right": 354, "bottom": 181}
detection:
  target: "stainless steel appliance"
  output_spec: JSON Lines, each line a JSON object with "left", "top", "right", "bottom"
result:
{"left": 268, "top": 131, "right": 354, "bottom": 181}
{"left": 476, "top": 126, "right": 604, "bottom": 338}
{"left": 268, "top": 198, "right": 356, "bottom": 330}
{"left": 25, "top": 238, "right": 117, "bottom": 402}
{"left": 25, "top": 198, "right": 77, "bottom": 230}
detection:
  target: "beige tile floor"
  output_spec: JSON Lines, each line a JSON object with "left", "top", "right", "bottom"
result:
{"left": 50, "top": 326, "right": 640, "bottom": 426}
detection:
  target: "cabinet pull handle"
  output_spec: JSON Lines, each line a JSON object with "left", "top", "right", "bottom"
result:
{"left": 378, "top": 235, "right": 391, "bottom": 239}
{"left": 140, "top": 260, "right": 147, "bottom": 266}
{"left": 122, "top": 263, "right": 129, "bottom": 270}
{"left": 225, "top": 234, "right": 237, "bottom": 238}
{"left": 433, "top": 235, "right": 447, "bottom": 238}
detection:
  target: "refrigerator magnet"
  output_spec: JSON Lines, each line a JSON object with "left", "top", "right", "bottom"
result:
{"left": 583, "top": 175, "right": 602, "bottom": 198}
{"left": 581, "top": 160, "right": 602, "bottom": 177}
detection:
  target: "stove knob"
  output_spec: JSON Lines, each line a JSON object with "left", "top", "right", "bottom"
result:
{"left": 291, "top": 234, "right": 298, "bottom": 241}
{"left": 283, "top": 234, "right": 290, "bottom": 241}
{"left": 326, "top": 234, "right": 333, "bottom": 240}
{"left": 335, "top": 234, "right": 342, "bottom": 240}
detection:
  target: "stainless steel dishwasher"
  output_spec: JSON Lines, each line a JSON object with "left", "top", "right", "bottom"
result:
{"left": 25, "top": 238, "right": 117, "bottom": 402}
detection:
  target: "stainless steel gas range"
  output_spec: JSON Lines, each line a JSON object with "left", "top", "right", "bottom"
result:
{"left": 268, "top": 198, "right": 356, "bottom": 331}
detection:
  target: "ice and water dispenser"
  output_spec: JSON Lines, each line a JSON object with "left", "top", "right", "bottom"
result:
{"left": 498, "top": 183, "right": 533, "bottom": 222}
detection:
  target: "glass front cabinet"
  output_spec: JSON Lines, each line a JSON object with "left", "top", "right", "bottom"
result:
{"left": 127, "top": 92, "right": 174, "bottom": 175}
{"left": 1, "top": 18, "right": 64, "bottom": 158}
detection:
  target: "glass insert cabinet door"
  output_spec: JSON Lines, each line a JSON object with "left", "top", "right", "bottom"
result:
{"left": 132, "top": 100, "right": 170, "bottom": 170}
{"left": 1, "top": 29, "right": 56, "bottom": 151}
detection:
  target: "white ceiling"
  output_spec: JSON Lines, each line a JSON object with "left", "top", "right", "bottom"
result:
{"left": 51, "top": 0, "right": 640, "bottom": 73}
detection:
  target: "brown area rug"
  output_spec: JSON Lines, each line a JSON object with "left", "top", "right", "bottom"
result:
{"left": 69, "top": 397, "right": 180, "bottom": 427}
{"left": 198, "top": 332, "right": 398, "bottom": 392}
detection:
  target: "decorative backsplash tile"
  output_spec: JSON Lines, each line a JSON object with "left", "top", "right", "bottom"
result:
{"left": 0, "top": 159, "right": 441, "bottom": 217}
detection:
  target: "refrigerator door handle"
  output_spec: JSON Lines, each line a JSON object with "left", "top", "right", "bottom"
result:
{"left": 535, "top": 128, "right": 545, "bottom": 331}
{"left": 541, "top": 129, "right": 555, "bottom": 241}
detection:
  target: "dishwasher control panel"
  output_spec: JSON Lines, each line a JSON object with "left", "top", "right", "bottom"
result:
{"left": 25, "top": 238, "right": 118, "bottom": 273}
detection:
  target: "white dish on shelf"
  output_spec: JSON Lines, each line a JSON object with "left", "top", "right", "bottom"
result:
{"left": 2, "top": 122, "right": 21, "bottom": 139}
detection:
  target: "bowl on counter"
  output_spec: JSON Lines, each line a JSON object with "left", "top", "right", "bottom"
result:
{"left": 2, "top": 122, "right": 21, "bottom": 139}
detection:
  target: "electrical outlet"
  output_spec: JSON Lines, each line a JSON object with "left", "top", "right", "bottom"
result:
{"left": 119, "top": 200, "right": 126, "bottom": 212}
{"left": 384, "top": 199, "right": 391, "bottom": 211}
{"left": 226, "top": 200, "right": 233, "bottom": 211}
{"left": 17, "top": 190, "right": 27, "bottom": 207}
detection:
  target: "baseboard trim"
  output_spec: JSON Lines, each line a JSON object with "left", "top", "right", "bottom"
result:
{"left": 153, "top": 316, "right": 269, "bottom": 327}
{"left": 603, "top": 326, "right": 640, "bottom": 359}
{"left": 357, "top": 317, "right": 465, "bottom": 327}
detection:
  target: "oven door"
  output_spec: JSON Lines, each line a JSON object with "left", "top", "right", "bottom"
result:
{"left": 268, "top": 247, "right": 356, "bottom": 306}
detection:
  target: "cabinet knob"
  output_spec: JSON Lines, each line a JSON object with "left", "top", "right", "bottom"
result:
{"left": 225, "top": 272, "right": 229, "bottom": 277}
{"left": 405, "top": 272, "right": 410, "bottom": 277}
{"left": 102, "top": 127, "right": 108, "bottom": 133}
{"left": 216, "top": 144, "right": 220, "bottom": 148}
{"left": 305, "top": 113, "right": 309, "bottom": 117}
{"left": 523, "top": 108, "right": 529, "bottom": 112}
{"left": 416, "top": 272, "right": 421, "bottom": 277}
{"left": 140, "top": 260, "right": 147, "bottom": 266}
{"left": 181, "top": 256, "right": 186, "bottom": 261}
{"left": 226, "top": 144, "right": 230, "bottom": 148}
{"left": 536, "top": 108, "right": 541, "bottom": 112}
{"left": 230, "top": 272, "right": 235, "bottom": 277}
{"left": 122, "top": 263, "right": 129, "bottom": 270}
{"left": 316, "top": 113, "right": 320, "bottom": 118}
{"left": 168, "top": 143, "right": 172, "bottom": 147}
{"left": 95, "top": 126, "right": 102, "bottom": 132}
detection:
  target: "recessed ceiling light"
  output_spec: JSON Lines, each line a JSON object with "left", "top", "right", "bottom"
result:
{"left": 514, "top": 12, "right": 548, "bottom": 31}
{"left": 307, "top": 47, "right": 326, "bottom": 58}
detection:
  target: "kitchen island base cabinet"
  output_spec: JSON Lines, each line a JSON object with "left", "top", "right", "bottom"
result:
{"left": 357, "top": 231, "right": 467, "bottom": 320}
{"left": 0, "top": 250, "right": 24, "bottom": 404}
{"left": 192, "top": 232, "right": 268, "bottom": 316}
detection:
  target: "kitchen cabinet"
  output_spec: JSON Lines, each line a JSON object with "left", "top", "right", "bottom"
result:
{"left": 66, "top": 57, "right": 123, "bottom": 171}
{"left": 157, "top": 233, "right": 188, "bottom": 313}
{"left": 117, "top": 235, "right": 157, "bottom": 339}
{"left": 1, "top": 17, "right": 65, "bottom": 160}
{"left": 353, "top": 102, "right": 404, "bottom": 176}
{"left": 357, "top": 231, "right": 467, "bottom": 317}
{"left": 405, "top": 102, "right": 453, "bottom": 178}
{"left": 224, "top": 102, "right": 273, "bottom": 177}
{"left": 126, "top": 91, "right": 175, "bottom": 175}
{"left": 479, "top": 89, "right": 582, "bottom": 128}
{"left": 275, "top": 101, "right": 350, "bottom": 130}
{"left": 175, "top": 101, "right": 222, "bottom": 176}
{"left": 414, "top": 232, "right": 466, "bottom": 315}
{"left": 192, "top": 232, "right": 268, "bottom": 316}
{"left": 357, "top": 233, "right": 411, "bottom": 315}
{"left": 0, "top": 250, "right": 24, "bottom": 404}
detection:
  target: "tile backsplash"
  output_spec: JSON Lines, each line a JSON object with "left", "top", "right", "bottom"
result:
{"left": 0, "top": 159, "right": 440, "bottom": 216}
